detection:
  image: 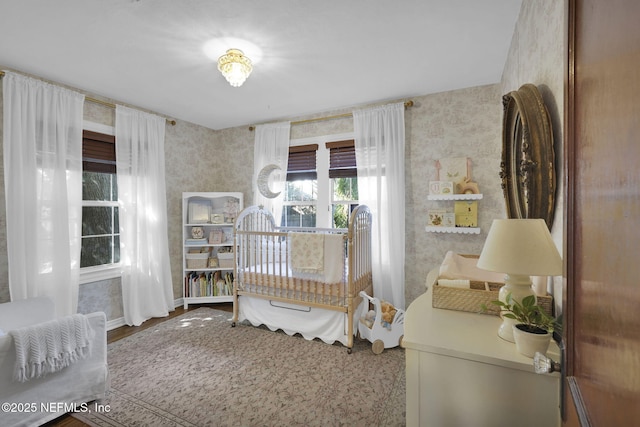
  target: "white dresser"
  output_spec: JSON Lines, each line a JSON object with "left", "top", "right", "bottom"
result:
{"left": 404, "top": 284, "right": 560, "bottom": 427}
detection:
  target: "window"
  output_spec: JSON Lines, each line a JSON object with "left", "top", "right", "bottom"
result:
{"left": 81, "top": 130, "right": 120, "bottom": 269}
{"left": 282, "top": 144, "right": 318, "bottom": 227}
{"left": 327, "top": 140, "right": 359, "bottom": 229}
{"left": 281, "top": 136, "right": 358, "bottom": 229}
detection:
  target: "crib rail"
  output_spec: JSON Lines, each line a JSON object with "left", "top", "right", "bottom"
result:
{"left": 347, "top": 205, "right": 373, "bottom": 302}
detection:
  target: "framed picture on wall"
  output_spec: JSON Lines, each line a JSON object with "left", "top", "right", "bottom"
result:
{"left": 428, "top": 209, "right": 447, "bottom": 226}
{"left": 436, "top": 157, "right": 471, "bottom": 188}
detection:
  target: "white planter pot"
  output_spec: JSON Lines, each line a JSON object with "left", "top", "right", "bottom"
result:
{"left": 512, "top": 324, "right": 552, "bottom": 358}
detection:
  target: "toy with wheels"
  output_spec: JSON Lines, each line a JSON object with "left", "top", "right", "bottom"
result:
{"left": 357, "top": 291, "right": 405, "bottom": 354}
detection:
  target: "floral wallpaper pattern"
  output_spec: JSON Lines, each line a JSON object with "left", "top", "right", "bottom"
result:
{"left": 0, "top": 0, "right": 565, "bottom": 321}
{"left": 501, "top": 0, "right": 566, "bottom": 311}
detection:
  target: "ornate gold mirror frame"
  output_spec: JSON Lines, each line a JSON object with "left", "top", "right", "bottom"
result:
{"left": 500, "top": 84, "right": 556, "bottom": 229}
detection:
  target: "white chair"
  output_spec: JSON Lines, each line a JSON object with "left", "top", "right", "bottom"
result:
{"left": 0, "top": 297, "right": 109, "bottom": 427}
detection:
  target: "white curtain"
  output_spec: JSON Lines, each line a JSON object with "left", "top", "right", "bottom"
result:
{"left": 354, "top": 102, "right": 406, "bottom": 309}
{"left": 2, "top": 71, "right": 84, "bottom": 317}
{"left": 253, "top": 122, "right": 291, "bottom": 225}
{"left": 116, "top": 105, "right": 174, "bottom": 326}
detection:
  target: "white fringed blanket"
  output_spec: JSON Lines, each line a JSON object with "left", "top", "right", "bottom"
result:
{"left": 10, "top": 313, "right": 94, "bottom": 382}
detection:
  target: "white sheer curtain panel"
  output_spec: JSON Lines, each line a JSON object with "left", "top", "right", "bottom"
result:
{"left": 354, "top": 102, "right": 406, "bottom": 309}
{"left": 116, "top": 105, "right": 174, "bottom": 326}
{"left": 2, "top": 71, "right": 84, "bottom": 317}
{"left": 253, "top": 122, "right": 291, "bottom": 225}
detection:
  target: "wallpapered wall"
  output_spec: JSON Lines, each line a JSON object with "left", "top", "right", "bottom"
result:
{"left": 0, "top": 0, "right": 565, "bottom": 322}
{"left": 501, "top": 0, "right": 566, "bottom": 311}
{"left": 211, "top": 85, "right": 506, "bottom": 308}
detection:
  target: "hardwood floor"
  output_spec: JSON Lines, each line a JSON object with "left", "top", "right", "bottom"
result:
{"left": 44, "top": 303, "right": 233, "bottom": 427}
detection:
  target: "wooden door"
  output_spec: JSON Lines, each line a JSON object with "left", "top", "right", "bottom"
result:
{"left": 564, "top": 0, "right": 640, "bottom": 425}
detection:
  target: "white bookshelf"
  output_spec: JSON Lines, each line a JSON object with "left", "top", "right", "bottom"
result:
{"left": 182, "top": 192, "right": 243, "bottom": 309}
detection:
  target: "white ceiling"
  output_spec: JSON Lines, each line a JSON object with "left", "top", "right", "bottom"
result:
{"left": 0, "top": 0, "right": 522, "bottom": 130}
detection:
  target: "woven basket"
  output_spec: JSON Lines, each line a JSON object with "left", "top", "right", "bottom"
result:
{"left": 186, "top": 252, "right": 210, "bottom": 269}
{"left": 432, "top": 281, "right": 553, "bottom": 316}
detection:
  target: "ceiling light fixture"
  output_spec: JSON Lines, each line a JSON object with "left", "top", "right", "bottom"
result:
{"left": 217, "top": 48, "right": 252, "bottom": 87}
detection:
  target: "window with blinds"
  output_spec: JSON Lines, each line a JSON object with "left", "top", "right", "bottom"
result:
{"left": 81, "top": 130, "right": 120, "bottom": 268}
{"left": 83, "top": 130, "right": 116, "bottom": 174}
{"left": 286, "top": 143, "right": 318, "bottom": 181}
{"left": 326, "top": 139, "right": 357, "bottom": 178}
{"left": 282, "top": 138, "right": 358, "bottom": 228}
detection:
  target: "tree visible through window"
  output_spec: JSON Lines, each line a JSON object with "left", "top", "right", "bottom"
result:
{"left": 332, "top": 177, "right": 359, "bottom": 228}
{"left": 81, "top": 130, "right": 120, "bottom": 268}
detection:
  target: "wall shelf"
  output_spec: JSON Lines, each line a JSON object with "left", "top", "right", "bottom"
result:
{"left": 426, "top": 193, "right": 483, "bottom": 233}
{"left": 425, "top": 226, "right": 481, "bottom": 234}
{"left": 427, "top": 193, "right": 483, "bottom": 201}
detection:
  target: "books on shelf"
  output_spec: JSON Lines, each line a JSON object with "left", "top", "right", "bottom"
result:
{"left": 184, "top": 271, "right": 233, "bottom": 298}
{"left": 454, "top": 201, "right": 478, "bottom": 227}
{"left": 185, "top": 238, "right": 208, "bottom": 245}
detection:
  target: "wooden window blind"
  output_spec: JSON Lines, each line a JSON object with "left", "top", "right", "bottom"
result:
{"left": 83, "top": 130, "right": 116, "bottom": 174}
{"left": 287, "top": 144, "right": 318, "bottom": 181}
{"left": 326, "top": 139, "right": 357, "bottom": 178}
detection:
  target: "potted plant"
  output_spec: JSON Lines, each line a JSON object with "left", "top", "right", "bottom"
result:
{"left": 483, "top": 293, "right": 558, "bottom": 358}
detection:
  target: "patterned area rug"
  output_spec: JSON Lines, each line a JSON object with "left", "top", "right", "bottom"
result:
{"left": 73, "top": 308, "right": 406, "bottom": 426}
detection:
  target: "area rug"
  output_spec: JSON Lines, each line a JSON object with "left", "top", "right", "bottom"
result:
{"left": 73, "top": 307, "right": 406, "bottom": 427}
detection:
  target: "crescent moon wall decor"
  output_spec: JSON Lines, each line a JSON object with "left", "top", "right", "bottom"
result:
{"left": 257, "top": 164, "right": 282, "bottom": 199}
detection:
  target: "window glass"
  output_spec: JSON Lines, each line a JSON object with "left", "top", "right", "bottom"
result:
{"left": 81, "top": 130, "right": 120, "bottom": 269}
{"left": 83, "top": 170, "right": 117, "bottom": 201}
{"left": 282, "top": 179, "right": 317, "bottom": 227}
{"left": 81, "top": 172, "right": 120, "bottom": 267}
{"left": 331, "top": 177, "right": 359, "bottom": 228}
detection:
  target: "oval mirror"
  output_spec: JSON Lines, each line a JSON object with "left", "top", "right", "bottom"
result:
{"left": 500, "top": 84, "right": 556, "bottom": 229}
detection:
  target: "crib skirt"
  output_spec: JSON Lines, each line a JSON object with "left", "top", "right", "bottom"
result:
{"left": 238, "top": 296, "right": 364, "bottom": 346}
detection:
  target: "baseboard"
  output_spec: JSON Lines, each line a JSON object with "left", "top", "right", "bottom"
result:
{"left": 105, "top": 298, "right": 184, "bottom": 331}
{"left": 106, "top": 317, "right": 127, "bottom": 331}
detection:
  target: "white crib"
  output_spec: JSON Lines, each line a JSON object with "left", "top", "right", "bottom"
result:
{"left": 232, "top": 204, "right": 373, "bottom": 352}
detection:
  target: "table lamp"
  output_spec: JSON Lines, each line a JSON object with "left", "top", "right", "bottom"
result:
{"left": 477, "top": 219, "right": 562, "bottom": 342}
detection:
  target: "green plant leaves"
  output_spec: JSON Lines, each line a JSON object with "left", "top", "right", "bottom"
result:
{"left": 481, "top": 292, "right": 557, "bottom": 332}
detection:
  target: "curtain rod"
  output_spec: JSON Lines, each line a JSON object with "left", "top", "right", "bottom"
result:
{"left": 248, "top": 100, "right": 414, "bottom": 131}
{"left": 0, "top": 70, "right": 177, "bottom": 126}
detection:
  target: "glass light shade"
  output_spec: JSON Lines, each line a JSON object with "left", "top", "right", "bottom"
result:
{"left": 217, "top": 49, "right": 252, "bottom": 87}
{"left": 477, "top": 219, "right": 562, "bottom": 276}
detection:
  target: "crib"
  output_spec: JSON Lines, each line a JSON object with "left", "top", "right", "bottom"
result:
{"left": 232, "top": 204, "right": 373, "bottom": 353}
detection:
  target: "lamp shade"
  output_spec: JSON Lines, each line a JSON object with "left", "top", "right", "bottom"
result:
{"left": 477, "top": 219, "right": 562, "bottom": 276}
